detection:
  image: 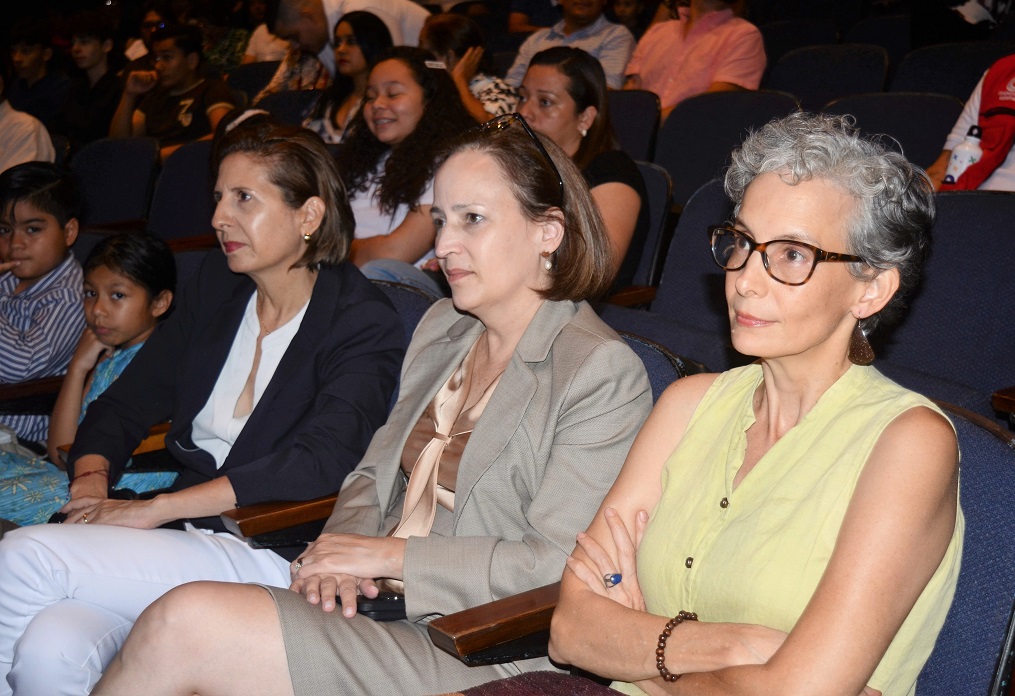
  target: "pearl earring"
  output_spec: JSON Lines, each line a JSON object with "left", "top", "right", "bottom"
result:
{"left": 579, "top": 127, "right": 588, "bottom": 138}
{"left": 303, "top": 233, "right": 312, "bottom": 242}
{"left": 542, "top": 252, "right": 552, "bottom": 271}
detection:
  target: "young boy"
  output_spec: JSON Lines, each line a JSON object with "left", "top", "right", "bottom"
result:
{"left": 61, "top": 10, "right": 123, "bottom": 148}
{"left": 109, "top": 23, "right": 235, "bottom": 160}
{"left": 0, "top": 162, "right": 85, "bottom": 444}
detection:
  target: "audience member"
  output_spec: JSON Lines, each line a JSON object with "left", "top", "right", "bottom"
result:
{"left": 305, "top": 11, "right": 393, "bottom": 143}
{"left": 123, "top": 0, "right": 171, "bottom": 71}
{"left": 624, "top": 0, "right": 764, "bottom": 121}
{"left": 91, "top": 105, "right": 653, "bottom": 696}
{"left": 0, "top": 233, "right": 177, "bottom": 530}
{"left": 0, "top": 162, "right": 84, "bottom": 444}
{"left": 193, "top": 0, "right": 251, "bottom": 75}
{"left": 610, "top": 0, "right": 650, "bottom": 38}
{"left": 506, "top": 0, "right": 636, "bottom": 89}
{"left": 0, "top": 74, "right": 56, "bottom": 174}
{"left": 60, "top": 11, "right": 124, "bottom": 149}
{"left": 926, "top": 53, "right": 1015, "bottom": 191}
{"left": 7, "top": 17, "right": 72, "bottom": 135}
{"left": 338, "top": 47, "right": 474, "bottom": 294}
{"left": 509, "top": 0, "right": 563, "bottom": 34}
{"left": 420, "top": 14, "right": 519, "bottom": 123}
{"left": 273, "top": 0, "right": 429, "bottom": 77}
{"left": 109, "top": 24, "right": 237, "bottom": 159}
{"left": 0, "top": 117, "right": 405, "bottom": 696}
{"left": 242, "top": 0, "right": 291, "bottom": 62}
{"left": 519, "top": 48, "right": 647, "bottom": 288}
{"left": 549, "top": 113, "right": 960, "bottom": 696}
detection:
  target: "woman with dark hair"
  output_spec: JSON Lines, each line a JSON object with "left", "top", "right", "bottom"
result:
{"left": 518, "top": 46, "right": 648, "bottom": 289}
{"left": 340, "top": 46, "right": 474, "bottom": 294}
{"left": 419, "top": 13, "right": 518, "bottom": 123}
{"left": 305, "top": 11, "right": 393, "bottom": 144}
{"left": 92, "top": 115, "right": 653, "bottom": 696}
{"left": 0, "top": 117, "right": 404, "bottom": 696}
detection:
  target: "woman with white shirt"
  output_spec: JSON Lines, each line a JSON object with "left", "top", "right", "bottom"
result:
{"left": 0, "top": 116, "right": 405, "bottom": 696}
{"left": 339, "top": 46, "right": 475, "bottom": 295}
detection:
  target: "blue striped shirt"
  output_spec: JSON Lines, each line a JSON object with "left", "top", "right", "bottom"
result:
{"left": 0, "top": 253, "right": 85, "bottom": 442}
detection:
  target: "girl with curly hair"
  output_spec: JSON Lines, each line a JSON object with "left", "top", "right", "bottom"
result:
{"left": 339, "top": 46, "right": 474, "bottom": 294}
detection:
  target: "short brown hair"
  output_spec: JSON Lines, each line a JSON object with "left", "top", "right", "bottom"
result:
{"left": 214, "top": 114, "right": 353, "bottom": 267}
{"left": 436, "top": 122, "right": 613, "bottom": 302}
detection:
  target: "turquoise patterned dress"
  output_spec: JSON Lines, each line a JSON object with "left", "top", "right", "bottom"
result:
{"left": 0, "top": 344, "right": 179, "bottom": 526}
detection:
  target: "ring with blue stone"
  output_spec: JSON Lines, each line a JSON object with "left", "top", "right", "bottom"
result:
{"left": 603, "top": 572, "right": 622, "bottom": 588}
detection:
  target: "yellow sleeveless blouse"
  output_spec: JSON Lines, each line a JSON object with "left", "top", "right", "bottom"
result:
{"left": 613, "top": 364, "right": 963, "bottom": 696}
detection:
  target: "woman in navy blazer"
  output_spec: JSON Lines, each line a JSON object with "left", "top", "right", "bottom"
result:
{"left": 0, "top": 116, "right": 404, "bottom": 696}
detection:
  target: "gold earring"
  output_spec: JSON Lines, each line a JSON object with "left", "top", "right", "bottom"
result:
{"left": 848, "top": 319, "right": 875, "bottom": 365}
{"left": 303, "top": 233, "right": 312, "bottom": 243}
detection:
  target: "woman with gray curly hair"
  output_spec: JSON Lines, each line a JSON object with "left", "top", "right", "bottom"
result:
{"left": 550, "top": 111, "right": 963, "bottom": 696}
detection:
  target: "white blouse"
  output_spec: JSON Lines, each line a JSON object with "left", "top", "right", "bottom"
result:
{"left": 190, "top": 293, "right": 309, "bottom": 468}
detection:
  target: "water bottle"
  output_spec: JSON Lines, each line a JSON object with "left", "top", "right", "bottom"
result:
{"left": 943, "top": 125, "right": 983, "bottom": 184}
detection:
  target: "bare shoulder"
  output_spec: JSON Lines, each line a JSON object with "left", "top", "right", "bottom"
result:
{"left": 654, "top": 372, "right": 722, "bottom": 426}
{"left": 875, "top": 405, "right": 958, "bottom": 475}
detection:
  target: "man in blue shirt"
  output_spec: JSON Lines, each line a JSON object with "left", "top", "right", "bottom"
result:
{"left": 505, "top": 0, "right": 635, "bottom": 88}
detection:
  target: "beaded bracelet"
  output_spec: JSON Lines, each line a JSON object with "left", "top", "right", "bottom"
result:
{"left": 656, "top": 610, "right": 698, "bottom": 682}
{"left": 73, "top": 470, "right": 109, "bottom": 482}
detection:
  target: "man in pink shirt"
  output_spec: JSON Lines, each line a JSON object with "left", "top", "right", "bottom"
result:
{"left": 624, "top": 0, "right": 765, "bottom": 120}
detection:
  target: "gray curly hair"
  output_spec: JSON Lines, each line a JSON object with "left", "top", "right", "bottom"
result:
{"left": 724, "top": 112, "right": 935, "bottom": 334}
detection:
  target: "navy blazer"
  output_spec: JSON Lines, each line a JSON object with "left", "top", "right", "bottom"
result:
{"left": 70, "top": 252, "right": 405, "bottom": 534}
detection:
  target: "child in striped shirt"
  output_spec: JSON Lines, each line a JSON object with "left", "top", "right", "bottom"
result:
{"left": 0, "top": 162, "right": 85, "bottom": 444}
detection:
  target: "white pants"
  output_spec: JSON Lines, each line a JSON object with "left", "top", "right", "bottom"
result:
{"left": 0, "top": 523, "right": 292, "bottom": 696}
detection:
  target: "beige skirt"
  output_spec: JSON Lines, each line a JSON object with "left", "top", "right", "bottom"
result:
{"left": 264, "top": 585, "right": 531, "bottom": 695}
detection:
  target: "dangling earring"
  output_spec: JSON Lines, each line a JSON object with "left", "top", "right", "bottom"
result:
{"left": 541, "top": 251, "right": 552, "bottom": 271}
{"left": 848, "top": 319, "right": 875, "bottom": 365}
{"left": 303, "top": 233, "right": 313, "bottom": 243}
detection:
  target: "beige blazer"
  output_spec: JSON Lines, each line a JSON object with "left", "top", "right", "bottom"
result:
{"left": 323, "top": 298, "right": 653, "bottom": 621}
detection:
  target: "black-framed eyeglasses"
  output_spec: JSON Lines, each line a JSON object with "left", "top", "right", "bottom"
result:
{"left": 479, "top": 113, "right": 565, "bottom": 207}
{"left": 709, "top": 226, "right": 867, "bottom": 286}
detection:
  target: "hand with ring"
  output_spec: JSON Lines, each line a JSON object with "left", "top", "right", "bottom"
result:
{"left": 565, "top": 507, "right": 648, "bottom": 611}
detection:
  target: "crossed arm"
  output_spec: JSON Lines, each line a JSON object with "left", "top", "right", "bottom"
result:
{"left": 550, "top": 375, "right": 959, "bottom": 695}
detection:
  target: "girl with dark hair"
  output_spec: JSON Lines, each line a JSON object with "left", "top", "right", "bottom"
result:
{"left": 339, "top": 46, "right": 474, "bottom": 293}
{"left": 419, "top": 13, "right": 518, "bottom": 123}
{"left": 0, "top": 117, "right": 404, "bottom": 696}
{"left": 518, "top": 46, "right": 648, "bottom": 288}
{"left": 305, "top": 11, "right": 393, "bottom": 144}
{"left": 0, "top": 233, "right": 176, "bottom": 529}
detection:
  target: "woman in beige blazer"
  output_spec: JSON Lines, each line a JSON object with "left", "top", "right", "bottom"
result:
{"left": 94, "top": 115, "right": 654, "bottom": 696}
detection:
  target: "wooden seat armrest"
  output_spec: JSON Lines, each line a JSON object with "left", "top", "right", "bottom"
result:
{"left": 57, "top": 422, "right": 171, "bottom": 467}
{"left": 992, "top": 386, "right": 1015, "bottom": 416}
{"left": 165, "top": 234, "right": 219, "bottom": 252}
{"left": 0, "top": 376, "right": 65, "bottom": 415}
{"left": 428, "top": 582, "right": 560, "bottom": 665}
{"left": 220, "top": 494, "right": 338, "bottom": 539}
{"left": 606, "top": 286, "right": 657, "bottom": 307}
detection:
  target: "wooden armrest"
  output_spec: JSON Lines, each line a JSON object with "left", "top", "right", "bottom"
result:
{"left": 164, "top": 234, "right": 219, "bottom": 252}
{"left": 606, "top": 285, "right": 657, "bottom": 307}
{"left": 220, "top": 493, "right": 338, "bottom": 539}
{"left": 0, "top": 376, "right": 65, "bottom": 415}
{"left": 993, "top": 386, "right": 1015, "bottom": 415}
{"left": 428, "top": 582, "right": 560, "bottom": 666}
{"left": 57, "top": 421, "right": 172, "bottom": 467}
